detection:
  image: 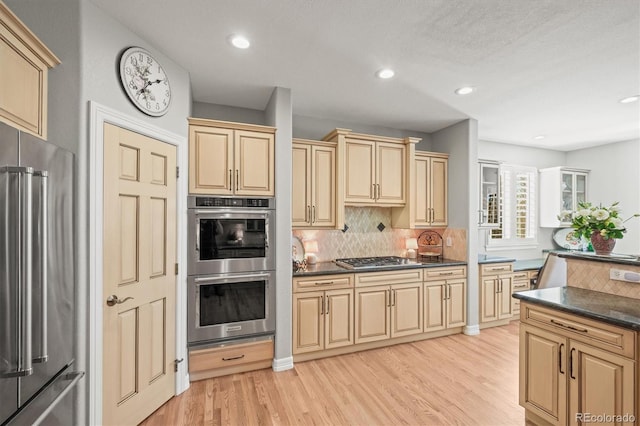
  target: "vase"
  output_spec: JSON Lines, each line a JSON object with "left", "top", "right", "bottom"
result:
{"left": 590, "top": 232, "right": 616, "bottom": 255}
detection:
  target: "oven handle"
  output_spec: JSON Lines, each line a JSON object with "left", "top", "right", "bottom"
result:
{"left": 193, "top": 210, "right": 269, "bottom": 218}
{"left": 195, "top": 219, "right": 200, "bottom": 252}
{"left": 194, "top": 273, "right": 272, "bottom": 283}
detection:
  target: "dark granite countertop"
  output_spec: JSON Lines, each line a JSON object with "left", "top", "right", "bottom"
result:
{"left": 293, "top": 258, "right": 467, "bottom": 277}
{"left": 513, "top": 258, "right": 544, "bottom": 271}
{"left": 513, "top": 287, "right": 640, "bottom": 331}
{"left": 478, "top": 254, "right": 515, "bottom": 264}
{"left": 556, "top": 251, "right": 640, "bottom": 267}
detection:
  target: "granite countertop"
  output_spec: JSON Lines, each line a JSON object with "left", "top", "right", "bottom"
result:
{"left": 477, "top": 254, "right": 515, "bottom": 264}
{"left": 513, "top": 258, "right": 545, "bottom": 271}
{"left": 293, "top": 258, "right": 467, "bottom": 277}
{"left": 513, "top": 287, "right": 640, "bottom": 331}
{"left": 556, "top": 251, "right": 640, "bottom": 267}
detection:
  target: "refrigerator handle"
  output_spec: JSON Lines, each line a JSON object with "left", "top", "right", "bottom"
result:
{"left": 32, "top": 171, "right": 48, "bottom": 363}
{"left": 0, "top": 166, "right": 34, "bottom": 378}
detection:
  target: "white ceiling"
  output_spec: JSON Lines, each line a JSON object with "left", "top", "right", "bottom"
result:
{"left": 92, "top": 0, "right": 639, "bottom": 151}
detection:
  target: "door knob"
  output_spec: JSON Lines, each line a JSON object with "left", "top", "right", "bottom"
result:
{"left": 106, "top": 294, "right": 134, "bottom": 307}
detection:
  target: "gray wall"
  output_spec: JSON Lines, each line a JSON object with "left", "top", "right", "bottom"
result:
{"left": 566, "top": 139, "right": 640, "bottom": 255}
{"left": 192, "top": 101, "right": 266, "bottom": 125}
{"left": 478, "top": 140, "right": 567, "bottom": 259}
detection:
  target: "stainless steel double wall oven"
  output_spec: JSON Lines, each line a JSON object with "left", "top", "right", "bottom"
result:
{"left": 187, "top": 196, "right": 276, "bottom": 345}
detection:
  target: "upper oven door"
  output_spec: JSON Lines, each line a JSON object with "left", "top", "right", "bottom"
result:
{"left": 188, "top": 208, "right": 275, "bottom": 275}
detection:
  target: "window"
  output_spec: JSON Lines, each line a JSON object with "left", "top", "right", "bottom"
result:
{"left": 488, "top": 164, "right": 537, "bottom": 248}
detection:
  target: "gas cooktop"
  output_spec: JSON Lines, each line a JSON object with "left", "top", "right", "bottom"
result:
{"left": 334, "top": 256, "right": 416, "bottom": 269}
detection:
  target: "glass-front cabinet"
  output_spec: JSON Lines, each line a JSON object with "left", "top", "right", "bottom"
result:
{"left": 478, "top": 161, "right": 501, "bottom": 228}
{"left": 539, "top": 167, "right": 589, "bottom": 227}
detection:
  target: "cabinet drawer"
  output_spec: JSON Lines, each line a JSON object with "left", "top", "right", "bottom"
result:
{"left": 355, "top": 269, "right": 423, "bottom": 287}
{"left": 423, "top": 266, "right": 467, "bottom": 281}
{"left": 512, "top": 282, "right": 530, "bottom": 292}
{"left": 480, "top": 263, "right": 513, "bottom": 275}
{"left": 189, "top": 339, "right": 274, "bottom": 373}
{"left": 521, "top": 303, "right": 636, "bottom": 358}
{"left": 512, "top": 272, "right": 528, "bottom": 280}
{"left": 293, "top": 274, "right": 354, "bottom": 292}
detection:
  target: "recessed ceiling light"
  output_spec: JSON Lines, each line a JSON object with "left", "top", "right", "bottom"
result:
{"left": 376, "top": 69, "right": 395, "bottom": 79}
{"left": 619, "top": 95, "right": 639, "bottom": 104}
{"left": 229, "top": 35, "right": 250, "bottom": 49}
{"left": 534, "top": 135, "right": 546, "bottom": 140}
{"left": 455, "top": 86, "right": 475, "bottom": 95}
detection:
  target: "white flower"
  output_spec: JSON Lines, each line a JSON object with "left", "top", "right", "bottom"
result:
{"left": 600, "top": 229, "right": 608, "bottom": 236}
{"left": 593, "top": 209, "right": 609, "bottom": 221}
{"left": 610, "top": 205, "right": 621, "bottom": 214}
{"left": 559, "top": 210, "right": 572, "bottom": 219}
{"left": 609, "top": 217, "right": 624, "bottom": 229}
{"left": 576, "top": 209, "right": 591, "bottom": 218}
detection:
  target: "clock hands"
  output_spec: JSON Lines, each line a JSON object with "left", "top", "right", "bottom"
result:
{"left": 136, "top": 78, "right": 164, "bottom": 96}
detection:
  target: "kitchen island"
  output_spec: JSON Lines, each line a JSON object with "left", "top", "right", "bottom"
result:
{"left": 513, "top": 252, "right": 640, "bottom": 425}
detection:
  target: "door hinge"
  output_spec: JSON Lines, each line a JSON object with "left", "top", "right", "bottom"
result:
{"left": 176, "top": 166, "right": 179, "bottom": 178}
{"left": 174, "top": 358, "right": 184, "bottom": 372}
{"left": 175, "top": 263, "right": 179, "bottom": 275}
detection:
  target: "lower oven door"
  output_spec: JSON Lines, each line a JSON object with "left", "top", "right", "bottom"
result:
{"left": 188, "top": 271, "right": 276, "bottom": 344}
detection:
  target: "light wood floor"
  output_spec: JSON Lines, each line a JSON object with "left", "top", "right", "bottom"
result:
{"left": 140, "top": 322, "right": 523, "bottom": 426}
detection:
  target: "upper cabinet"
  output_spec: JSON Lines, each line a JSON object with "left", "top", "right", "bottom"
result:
{"left": 323, "top": 129, "right": 416, "bottom": 210}
{"left": 478, "top": 161, "right": 500, "bottom": 228}
{"left": 0, "top": 1, "right": 60, "bottom": 139}
{"left": 539, "top": 167, "right": 589, "bottom": 227}
{"left": 292, "top": 139, "right": 336, "bottom": 228}
{"left": 188, "top": 118, "right": 275, "bottom": 196}
{"left": 391, "top": 150, "right": 448, "bottom": 229}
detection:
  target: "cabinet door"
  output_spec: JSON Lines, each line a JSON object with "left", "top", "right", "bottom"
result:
{"left": 292, "top": 292, "right": 324, "bottom": 354}
{"left": 355, "top": 285, "right": 390, "bottom": 344}
{"left": 391, "top": 282, "right": 423, "bottom": 338}
{"left": 344, "top": 140, "right": 375, "bottom": 203}
{"left": 414, "top": 157, "right": 429, "bottom": 226}
{"left": 234, "top": 130, "right": 274, "bottom": 196}
{"left": 292, "top": 144, "right": 311, "bottom": 227}
{"left": 480, "top": 276, "right": 498, "bottom": 323}
{"left": 446, "top": 279, "right": 466, "bottom": 328}
{"left": 429, "top": 157, "right": 448, "bottom": 226}
{"left": 376, "top": 142, "right": 405, "bottom": 205}
{"left": 519, "top": 324, "right": 568, "bottom": 426}
{"left": 311, "top": 145, "right": 336, "bottom": 227}
{"left": 188, "top": 126, "right": 234, "bottom": 194}
{"left": 324, "top": 289, "right": 354, "bottom": 350}
{"left": 424, "top": 281, "right": 445, "bottom": 332}
{"left": 498, "top": 275, "right": 513, "bottom": 319}
{"left": 568, "top": 341, "right": 635, "bottom": 426}
{"left": 479, "top": 162, "right": 500, "bottom": 227}
{"left": 574, "top": 173, "right": 587, "bottom": 208}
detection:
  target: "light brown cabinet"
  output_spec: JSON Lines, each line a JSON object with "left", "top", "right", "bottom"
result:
{"left": 292, "top": 139, "right": 336, "bottom": 228}
{"left": 414, "top": 152, "right": 448, "bottom": 227}
{"left": 519, "top": 304, "right": 636, "bottom": 426}
{"left": 511, "top": 269, "right": 538, "bottom": 317}
{"left": 292, "top": 274, "right": 354, "bottom": 355}
{"left": 0, "top": 2, "right": 60, "bottom": 139}
{"left": 354, "top": 270, "right": 423, "bottom": 344}
{"left": 479, "top": 262, "right": 514, "bottom": 324}
{"left": 423, "top": 266, "right": 467, "bottom": 332}
{"left": 344, "top": 138, "right": 406, "bottom": 205}
{"left": 188, "top": 118, "right": 275, "bottom": 196}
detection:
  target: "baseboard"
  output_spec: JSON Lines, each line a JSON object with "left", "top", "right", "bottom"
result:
{"left": 463, "top": 325, "right": 480, "bottom": 335}
{"left": 272, "top": 356, "right": 294, "bottom": 372}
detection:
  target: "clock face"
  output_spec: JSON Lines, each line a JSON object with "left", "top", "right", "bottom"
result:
{"left": 119, "top": 47, "right": 172, "bottom": 117}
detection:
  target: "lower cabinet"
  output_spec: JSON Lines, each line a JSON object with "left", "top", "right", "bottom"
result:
{"left": 512, "top": 269, "right": 538, "bottom": 317}
{"left": 423, "top": 265, "right": 467, "bottom": 332}
{"left": 479, "top": 262, "right": 514, "bottom": 325}
{"left": 354, "top": 281, "right": 423, "bottom": 344}
{"left": 519, "top": 304, "right": 636, "bottom": 425}
{"left": 292, "top": 274, "right": 354, "bottom": 355}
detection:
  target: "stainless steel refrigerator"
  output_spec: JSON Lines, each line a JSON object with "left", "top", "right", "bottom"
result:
{"left": 0, "top": 121, "right": 83, "bottom": 425}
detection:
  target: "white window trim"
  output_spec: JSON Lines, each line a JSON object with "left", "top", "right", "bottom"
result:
{"left": 486, "top": 164, "right": 538, "bottom": 250}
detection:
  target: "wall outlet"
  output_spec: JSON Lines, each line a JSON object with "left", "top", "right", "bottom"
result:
{"left": 446, "top": 237, "right": 452, "bottom": 247}
{"left": 610, "top": 268, "right": 640, "bottom": 283}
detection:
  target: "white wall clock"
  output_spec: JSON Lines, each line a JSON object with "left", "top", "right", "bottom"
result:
{"left": 119, "top": 46, "right": 172, "bottom": 117}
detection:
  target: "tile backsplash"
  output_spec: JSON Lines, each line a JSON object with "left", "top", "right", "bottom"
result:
{"left": 292, "top": 207, "right": 467, "bottom": 262}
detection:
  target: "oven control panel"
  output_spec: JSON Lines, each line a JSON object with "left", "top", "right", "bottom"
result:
{"left": 193, "top": 197, "right": 272, "bottom": 208}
